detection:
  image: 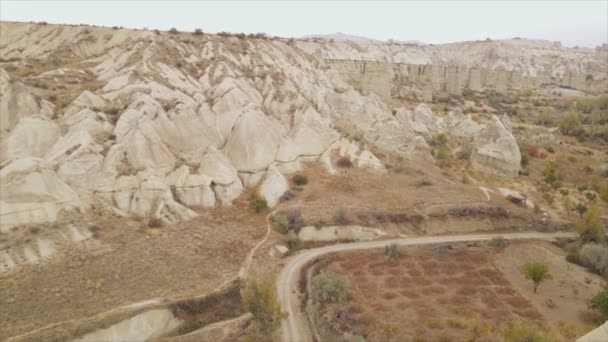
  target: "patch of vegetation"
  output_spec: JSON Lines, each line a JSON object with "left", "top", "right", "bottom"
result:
{"left": 576, "top": 203, "right": 604, "bottom": 243}
{"left": 193, "top": 28, "right": 203, "bottom": 35}
{"left": 312, "top": 270, "right": 349, "bottom": 303}
{"left": 333, "top": 208, "right": 351, "bottom": 225}
{"left": 587, "top": 286, "right": 608, "bottom": 317}
{"left": 242, "top": 277, "right": 287, "bottom": 341}
{"left": 147, "top": 217, "right": 163, "bottom": 228}
{"left": 336, "top": 156, "right": 353, "bottom": 168}
{"left": 542, "top": 160, "right": 562, "bottom": 189}
{"left": 271, "top": 213, "right": 288, "bottom": 234}
{"left": 292, "top": 174, "right": 308, "bottom": 186}
{"left": 383, "top": 243, "right": 403, "bottom": 258}
{"left": 169, "top": 27, "right": 179, "bottom": 34}
{"left": 501, "top": 319, "right": 555, "bottom": 342}
{"left": 520, "top": 262, "right": 552, "bottom": 293}
{"left": 578, "top": 243, "right": 608, "bottom": 276}
{"left": 488, "top": 237, "right": 508, "bottom": 248}
{"left": 248, "top": 196, "right": 268, "bottom": 213}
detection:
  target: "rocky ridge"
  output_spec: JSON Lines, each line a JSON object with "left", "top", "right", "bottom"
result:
{"left": 0, "top": 22, "right": 597, "bottom": 230}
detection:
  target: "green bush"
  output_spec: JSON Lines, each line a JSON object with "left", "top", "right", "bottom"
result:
{"left": 242, "top": 277, "right": 287, "bottom": 341}
{"left": 588, "top": 286, "right": 608, "bottom": 317}
{"left": 248, "top": 196, "right": 268, "bottom": 213}
{"left": 271, "top": 213, "right": 288, "bottom": 234}
{"left": 383, "top": 243, "right": 403, "bottom": 258}
{"left": 576, "top": 204, "right": 604, "bottom": 243}
{"left": 559, "top": 112, "right": 585, "bottom": 137}
{"left": 292, "top": 174, "right": 308, "bottom": 186}
{"left": 579, "top": 243, "right": 608, "bottom": 276}
{"left": 542, "top": 160, "right": 562, "bottom": 189}
{"left": 312, "top": 270, "right": 349, "bottom": 303}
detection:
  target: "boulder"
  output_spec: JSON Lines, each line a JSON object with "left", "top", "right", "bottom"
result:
{"left": 0, "top": 81, "right": 54, "bottom": 133}
{"left": 470, "top": 116, "right": 521, "bottom": 177}
{"left": 259, "top": 167, "right": 288, "bottom": 207}
{"left": 357, "top": 150, "right": 384, "bottom": 171}
{"left": 0, "top": 159, "right": 81, "bottom": 231}
{"left": 223, "top": 109, "right": 282, "bottom": 172}
{"left": 1, "top": 116, "right": 61, "bottom": 164}
{"left": 199, "top": 146, "right": 238, "bottom": 185}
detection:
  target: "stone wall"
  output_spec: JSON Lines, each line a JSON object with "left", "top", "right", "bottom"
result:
{"left": 325, "top": 59, "right": 603, "bottom": 99}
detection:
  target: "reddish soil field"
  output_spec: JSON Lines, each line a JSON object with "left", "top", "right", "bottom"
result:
{"left": 324, "top": 246, "right": 547, "bottom": 341}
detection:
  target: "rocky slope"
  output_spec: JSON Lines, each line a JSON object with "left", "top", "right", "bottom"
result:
{"left": 0, "top": 21, "right": 602, "bottom": 231}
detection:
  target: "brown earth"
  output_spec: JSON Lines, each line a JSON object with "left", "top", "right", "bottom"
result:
{"left": 314, "top": 242, "right": 600, "bottom": 341}
{"left": 0, "top": 204, "right": 265, "bottom": 340}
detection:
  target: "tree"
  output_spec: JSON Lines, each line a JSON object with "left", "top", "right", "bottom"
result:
{"left": 248, "top": 196, "right": 268, "bottom": 213}
{"left": 312, "top": 270, "right": 349, "bottom": 303}
{"left": 576, "top": 203, "right": 604, "bottom": 243}
{"left": 242, "top": 277, "right": 287, "bottom": 341}
{"left": 520, "top": 262, "right": 552, "bottom": 293}
{"left": 588, "top": 286, "right": 608, "bottom": 317}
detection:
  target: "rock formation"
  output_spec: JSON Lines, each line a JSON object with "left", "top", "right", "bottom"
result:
{"left": 0, "top": 21, "right": 598, "bottom": 230}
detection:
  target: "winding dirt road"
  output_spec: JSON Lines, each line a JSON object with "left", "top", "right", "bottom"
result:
{"left": 277, "top": 231, "right": 575, "bottom": 342}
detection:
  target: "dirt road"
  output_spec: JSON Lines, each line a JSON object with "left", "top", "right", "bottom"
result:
{"left": 277, "top": 231, "right": 575, "bottom": 342}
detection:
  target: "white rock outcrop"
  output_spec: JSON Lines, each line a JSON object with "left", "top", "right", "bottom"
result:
{"left": 259, "top": 167, "right": 288, "bottom": 207}
{"left": 470, "top": 116, "right": 521, "bottom": 177}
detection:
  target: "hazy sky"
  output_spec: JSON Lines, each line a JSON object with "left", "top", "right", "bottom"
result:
{"left": 1, "top": 1, "right": 607, "bottom": 47}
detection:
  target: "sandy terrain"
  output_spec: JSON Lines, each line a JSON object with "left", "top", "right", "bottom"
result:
{"left": 0, "top": 205, "right": 265, "bottom": 340}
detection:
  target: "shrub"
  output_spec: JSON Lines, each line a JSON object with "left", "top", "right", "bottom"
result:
{"left": 520, "top": 262, "right": 552, "bottom": 293}
{"left": 271, "top": 213, "right": 288, "bottom": 234}
{"left": 279, "top": 189, "right": 296, "bottom": 202}
{"left": 559, "top": 112, "right": 584, "bottom": 136}
{"left": 430, "top": 133, "right": 448, "bottom": 146}
{"left": 286, "top": 209, "right": 303, "bottom": 230}
{"left": 416, "top": 179, "right": 433, "bottom": 187}
{"left": 434, "top": 146, "right": 450, "bottom": 162}
{"left": 169, "top": 27, "right": 179, "bottom": 34}
{"left": 242, "top": 277, "right": 287, "bottom": 341}
{"left": 248, "top": 196, "right": 268, "bottom": 213}
{"left": 312, "top": 270, "right": 349, "bottom": 303}
{"left": 193, "top": 28, "right": 203, "bottom": 35}
{"left": 585, "top": 192, "right": 597, "bottom": 202}
{"left": 576, "top": 204, "right": 604, "bottom": 243}
{"left": 446, "top": 318, "right": 467, "bottom": 329}
{"left": 579, "top": 243, "right": 608, "bottom": 276}
{"left": 333, "top": 208, "right": 350, "bottom": 225}
{"left": 488, "top": 237, "right": 508, "bottom": 248}
{"left": 588, "top": 286, "right": 608, "bottom": 317}
{"left": 520, "top": 154, "right": 529, "bottom": 168}
{"left": 336, "top": 156, "right": 352, "bottom": 168}
{"left": 292, "top": 174, "right": 308, "bottom": 186}
{"left": 542, "top": 160, "right": 561, "bottom": 189}
{"left": 147, "top": 217, "right": 163, "bottom": 228}
{"left": 383, "top": 243, "right": 403, "bottom": 258}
